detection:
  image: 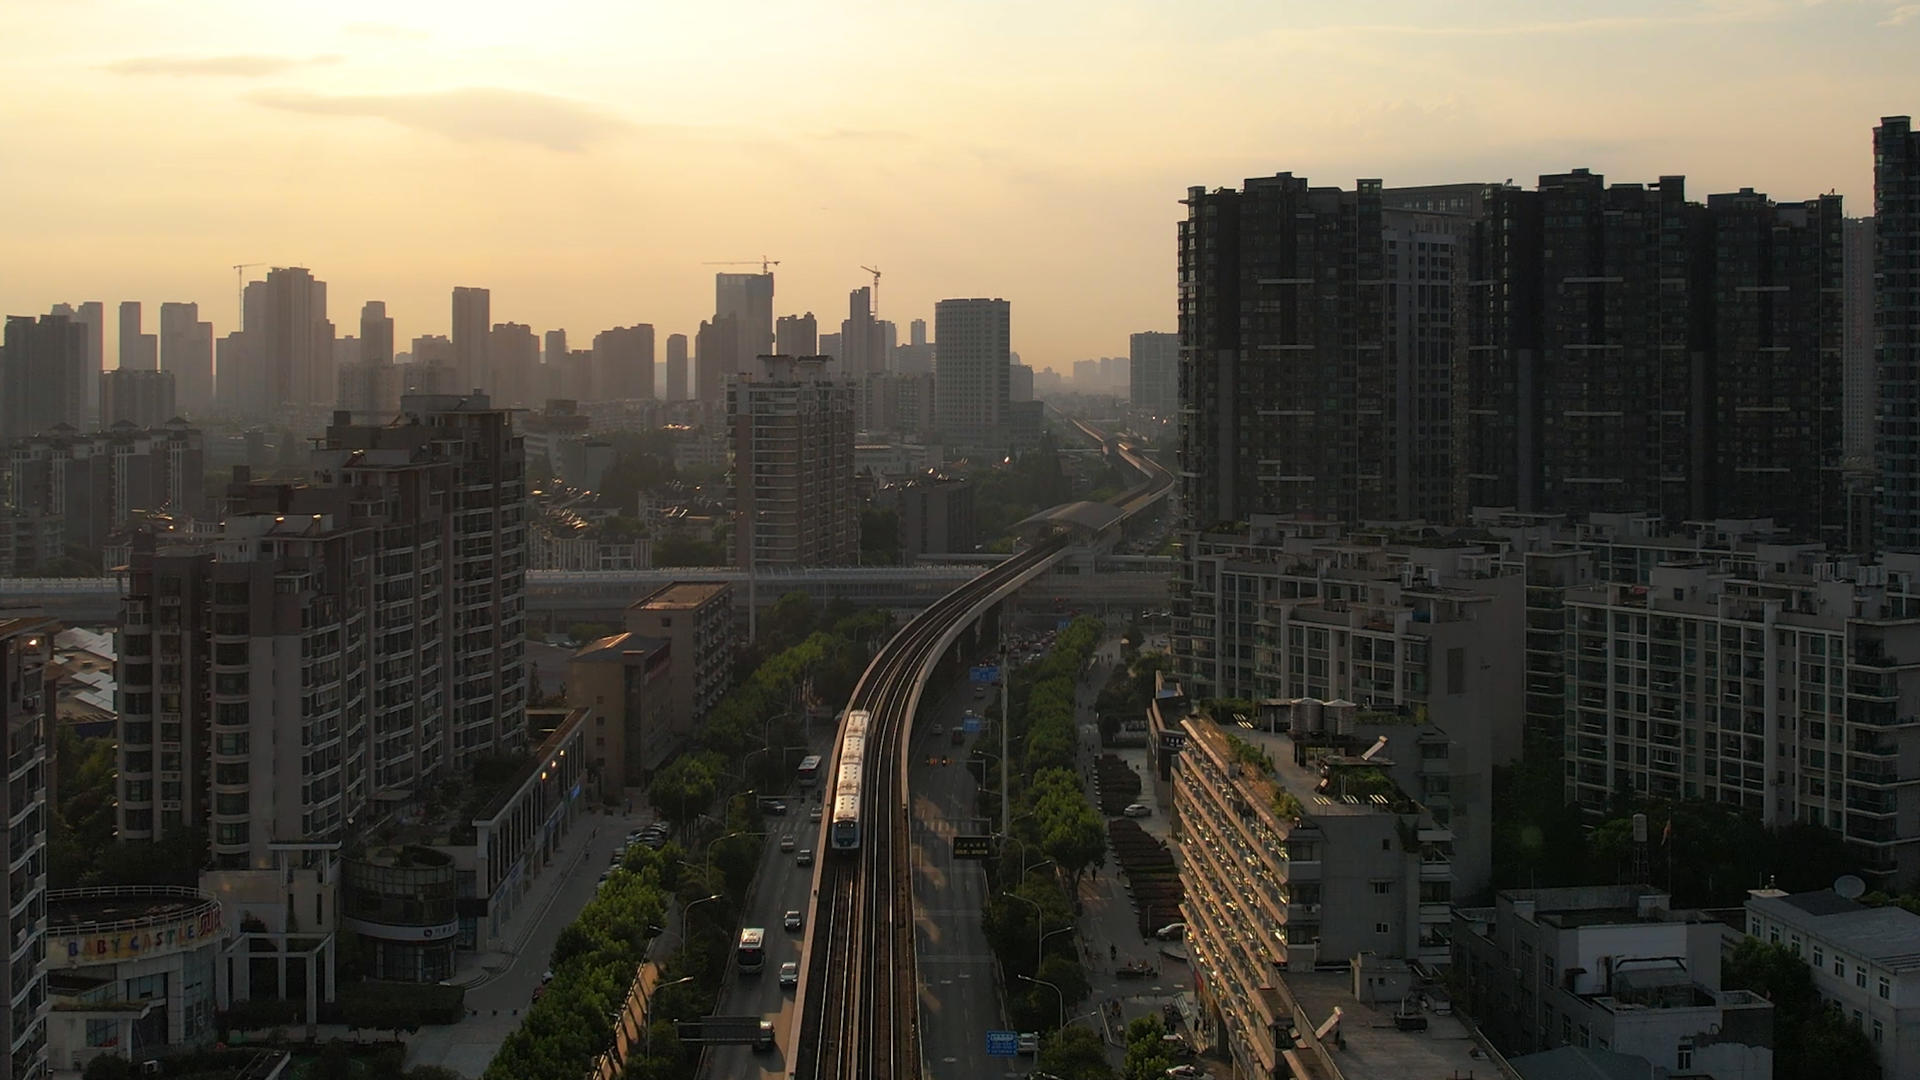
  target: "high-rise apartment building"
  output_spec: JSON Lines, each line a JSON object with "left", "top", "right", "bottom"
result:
{"left": 729, "top": 356, "right": 857, "bottom": 569}
{"left": 1, "top": 314, "right": 87, "bottom": 438}
{"left": 841, "top": 288, "right": 882, "bottom": 379}
{"left": 100, "top": 369, "right": 177, "bottom": 428}
{"left": 592, "top": 324, "right": 654, "bottom": 401}
{"left": 0, "top": 618, "right": 53, "bottom": 1080}
{"left": 932, "top": 298, "right": 1011, "bottom": 448}
{"left": 1008, "top": 363, "right": 1033, "bottom": 403}
{"left": 895, "top": 317, "right": 934, "bottom": 377}
{"left": 49, "top": 301, "right": 103, "bottom": 424}
{"left": 115, "top": 393, "right": 526, "bottom": 868}
{"left": 776, "top": 313, "right": 817, "bottom": 358}
{"left": 117, "top": 301, "right": 157, "bottom": 371}
{"left": 229, "top": 267, "right": 333, "bottom": 413}
{"left": 695, "top": 315, "right": 737, "bottom": 403}
{"left": 1880, "top": 117, "right": 1920, "bottom": 551}
{"left": 359, "top": 301, "right": 394, "bottom": 365}
{"left": 450, "top": 286, "right": 490, "bottom": 393}
{"left": 714, "top": 273, "right": 774, "bottom": 376}
{"left": 1128, "top": 331, "right": 1178, "bottom": 417}
{"left": 159, "top": 302, "right": 213, "bottom": 418}
{"left": 664, "top": 333, "right": 689, "bottom": 402}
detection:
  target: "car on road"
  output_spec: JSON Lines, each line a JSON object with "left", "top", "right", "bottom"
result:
{"left": 796, "top": 848, "right": 813, "bottom": 866}
{"left": 809, "top": 806, "right": 822, "bottom": 822}
{"left": 784, "top": 909, "right": 804, "bottom": 931}
{"left": 779, "top": 961, "right": 799, "bottom": 988}
{"left": 780, "top": 836, "right": 796, "bottom": 853}
{"left": 1164, "top": 1066, "right": 1204, "bottom": 1078}
{"left": 931, "top": 723, "right": 945, "bottom": 738}
{"left": 762, "top": 799, "right": 789, "bottom": 816}
{"left": 1016, "top": 1031, "right": 1040, "bottom": 1055}
{"left": 1124, "top": 803, "right": 1153, "bottom": 818}
{"left": 754, "top": 1019, "right": 775, "bottom": 1051}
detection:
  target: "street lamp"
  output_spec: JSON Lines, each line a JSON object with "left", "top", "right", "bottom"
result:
{"left": 1017, "top": 972, "right": 1066, "bottom": 1032}
{"left": 641, "top": 975, "right": 695, "bottom": 1055}
{"left": 681, "top": 893, "right": 724, "bottom": 974}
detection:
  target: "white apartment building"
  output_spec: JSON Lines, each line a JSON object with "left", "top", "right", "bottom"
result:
{"left": 932, "top": 298, "right": 1010, "bottom": 448}
{"left": 1745, "top": 886, "right": 1920, "bottom": 1078}
{"left": 1560, "top": 548, "right": 1920, "bottom": 884}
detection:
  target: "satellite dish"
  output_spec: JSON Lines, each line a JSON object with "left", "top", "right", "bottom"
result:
{"left": 1835, "top": 875, "right": 1866, "bottom": 900}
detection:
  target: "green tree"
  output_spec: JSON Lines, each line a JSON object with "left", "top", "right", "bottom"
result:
{"left": 1122, "top": 1015, "right": 1175, "bottom": 1080}
{"left": 1725, "top": 938, "right": 1880, "bottom": 1080}
{"left": 648, "top": 754, "right": 721, "bottom": 830}
{"left": 860, "top": 507, "right": 900, "bottom": 565}
{"left": 1036, "top": 1025, "right": 1117, "bottom": 1080}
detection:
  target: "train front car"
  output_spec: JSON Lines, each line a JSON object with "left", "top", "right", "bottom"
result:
{"left": 830, "top": 710, "right": 869, "bottom": 851}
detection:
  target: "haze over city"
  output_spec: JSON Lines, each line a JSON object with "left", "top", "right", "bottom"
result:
{"left": 7, "top": 0, "right": 1919, "bottom": 366}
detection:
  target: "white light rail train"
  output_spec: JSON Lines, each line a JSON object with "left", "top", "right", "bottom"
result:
{"left": 830, "top": 709, "right": 869, "bottom": 851}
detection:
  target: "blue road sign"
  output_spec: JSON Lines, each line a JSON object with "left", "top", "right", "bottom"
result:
{"left": 963, "top": 715, "right": 984, "bottom": 734}
{"left": 969, "top": 665, "right": 1000, "bottom": 683}
{"left": 1056, "top": 619, "right": 1072, "bottom": 631}
{"left": 985, "top": 1030, "right": 1019, "bottom": 1056}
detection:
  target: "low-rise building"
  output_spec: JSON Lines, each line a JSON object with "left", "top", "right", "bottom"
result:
{"left": 1173, "top": 710, "right": 1456, "bottom": 1077}
{"left": 897, "top": 475, "right": 975, "bottom": 560}
{"left": 1743, "top": 886, "right": 1920, "bottom": 1078}
{"left": 568, "top": 633, "right": 674, "bottom": 792}
{"left": 44, "top": 886, "right": 224, "bottom": 1071}
{"left": 625, "top": 582, "right": 733, "bottom": 732}
{"left": 1454, "top": 885, "right": 1773, "bottom": 1078}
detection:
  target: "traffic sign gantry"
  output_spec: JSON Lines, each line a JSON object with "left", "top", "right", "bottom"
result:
{"left": 985, "top": 1029, "right": 1019, "bottom": 1056}
{"left": 969, "top": 665, "right": 1000, "bottom": 683}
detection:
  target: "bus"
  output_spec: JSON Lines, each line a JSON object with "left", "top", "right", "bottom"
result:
{"left": 796, "top": 754, "right": 823, "bottom": 788}
{"left": 737, "top": 927, "right": 767, "bottom": 975}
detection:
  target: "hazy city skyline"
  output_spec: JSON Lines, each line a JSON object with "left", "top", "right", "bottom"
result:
{"left": 7, "top": 1, "right": 1917, "bottom": 370}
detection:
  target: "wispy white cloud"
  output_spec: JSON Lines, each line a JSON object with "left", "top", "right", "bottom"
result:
{"left": 1883, "top": 3, "right": 1920, "bottom": 24}
{"left": 246, "top": 87, "right": 630, "bottom": 152}
{"left": 105, "top": 54, "right": 341, "bottom": 78}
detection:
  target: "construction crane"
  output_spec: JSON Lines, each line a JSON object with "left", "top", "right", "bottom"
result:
{"left": 860, "top": 265, "right": 881, "bottom": 320}
{"left": 232, "top": 263, "right": 265, "bottom": 331}
{"left": 702, "top": 257, "right": 781, "bottom": 274}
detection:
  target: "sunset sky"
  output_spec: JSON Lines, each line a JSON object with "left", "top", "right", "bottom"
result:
{"left": 4, "top": 0, "right": 1916, "bottom": 373}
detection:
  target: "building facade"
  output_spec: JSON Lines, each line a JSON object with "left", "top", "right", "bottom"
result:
{"left": 158, "top": 302, "right": 213, "bottom": 419}
{"left": 897, "top": 475, "right": 975, "bottom": 560}
{"left": 100, "top": 370, "right": 177, "bottom": 429}
{"left": 1881, "top": 117, "right": 1920, "bottom": 551}
{"left": 715, "top": 273, "right": 775, "bottom": 378}
{"left": 567, "top": 633, "right": 673, "bottom": 792}
{"left": 729, "top": 356, "right": 857, "bottom": 569}
{"left": 1, "top": 314, "right": 87, "bottom": 440}
{"left": 6, "top": 423, "right": 205, "bottom": 552}
{"left": 1128, "top": 331, "right": 1177, "bottom": 418}
{"left": 0, "top": 619, "right": 53, "bottom": 1080}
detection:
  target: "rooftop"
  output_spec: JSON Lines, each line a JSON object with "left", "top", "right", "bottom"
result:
{"left": 1748, "top": 887, "right": 1920, "bottom": 973}
{"left": 630, "top": 580, "right": 730, "bottom": 611}
{"left": 1283, "top": 970, "right": 1508, "bottom": 1080}
{"left": 1183, "top": 715, "right": 1418, "bottom": 819}
{"left": 573, "top": 631, "right": 669, "bottom": 664}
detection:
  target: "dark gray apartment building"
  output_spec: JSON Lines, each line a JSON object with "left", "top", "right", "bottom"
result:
{"left": 1879, "top": 116, "right": 1920, "bottom": 551}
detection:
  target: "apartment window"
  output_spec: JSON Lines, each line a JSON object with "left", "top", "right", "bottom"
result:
{"left": 1676, "top": 1039, "right": 1694, "bottom": 1070}
{"left": 1814, "top": 946, "right": 1825, "bottom": 968}
{"left": 1857, "top": 966, "right": 1868, "bottom": 989}
{"left": 1835, "top": 955, "right": 1847, "bottom": 977}
{"left": 1880, "top": 976, "right": 1891, "bottom": 1000}
{"left": 1375, "top": 923, "right": 1390, "bottom": 935}
{"left": 1873, "top": 1018, "right": 1884, "bottom": 1045}
{"left": 1371, "top": 882, "right": 1391, "bottom": 895}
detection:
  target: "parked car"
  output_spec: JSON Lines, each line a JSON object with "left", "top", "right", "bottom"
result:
{"left": 796, "top": 848, "right": 814, "bottom": 866}
{"left": 1156, "top": 922, "right": 1187, "bottom": 940}
{"left": 1165, "top": 1065, "right": 1204, "bottom": 1078}
{"left": 1124, "top": 803, "right": 1153, "bottom": 818}
{"left": 779, "top": 961, "right": 799, "bottom": 988}
{"left": 780, "top": 836, "right": 796, "bottom": 853}
{"left": 784, "top": 909, "right": 804, "bottom": 931}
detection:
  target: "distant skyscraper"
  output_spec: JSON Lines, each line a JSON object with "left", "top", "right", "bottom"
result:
{"left": 118, "top": 301, "right": 157, "bottom": 371}
{"left": 696, "top": 316, "right": 737, "bottom": 403}
{"left": 910, "top": 319, "right": 927, "bottom": 348}
{"left": 818, "top": 331, "right": 842, "bottom": 362}
{"left": 1, "top": 314, "right": 87, "bottom": 438}
{"left": 776, "top": 312, "right": 818, "bottom": 357}
{"left": 592, "top": 324, "right": 655, "bottom": 400}
{"left": 1880, "top": 116, "right": 1920, "bottom": 551}
{"left": 489, "top": 322, "right": 540, "bottom": 407}
{"left": 665, "top": 333, "right": 689, "bottom": 401}
{"left": 360, "top": 301, "right": 394, "bottom": 364}
{"left": 933, "top": 298, "right": 1011, "bottom": 447}
{"left": 730, "top": 356, "right": 857, "bottom": 569}
{"left": 160, "top": 301, "right": 214, "bottom": 418}
{"left": 101, "top": 369, "right": 178, "bottom": 428}
{"left": 51, "top": 301, "right": 104, "bottom": 423}
{"left": 1009, "top": 363, "right": 1034, "bottom": 403}
{"left": 239, "top": 266, "right": 333, "bottom": 412}
{"left": 896, "top": 317, "right": 934, "bottom": 377}
{"left": 842, "top": 287, "right": 882, "bottom": 378}
{"left": 1129, "top": 331, "right": 1178, "bottom": 417}
{"left": 715, "top": 273, "right": 774, "bottom": 374}
{"left": 1844, "top": 218, "right": 1875, "bottom": 463}
{"left": 451, "top": 285, "right": 490, "bottom": 391}
{"left": 544, "top": 329, "right": 567, "bottom": 366}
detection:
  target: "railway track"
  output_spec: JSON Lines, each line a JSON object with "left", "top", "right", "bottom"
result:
{"left": 793, "top": 421, "right": 1169, "bottom": 1080}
